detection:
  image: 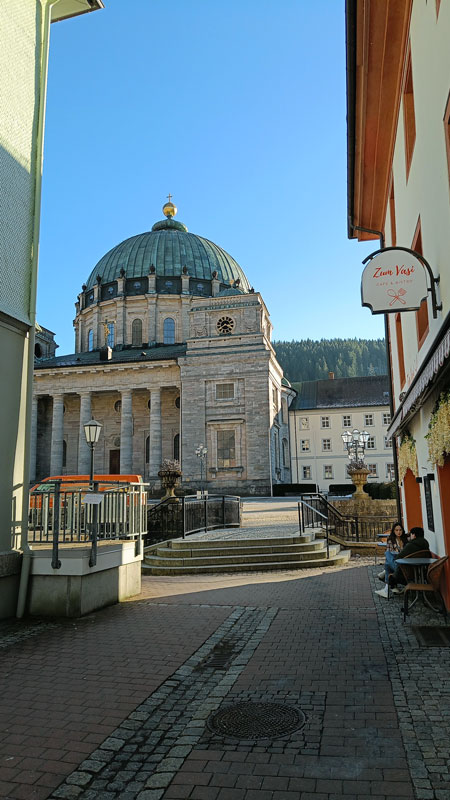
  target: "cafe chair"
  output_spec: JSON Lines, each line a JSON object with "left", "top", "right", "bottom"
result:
{"left": 402, "top": 555, "right": 448, "bottom": 623}
{"left": 397, "top": 549, "right": 432, "bottom": 585}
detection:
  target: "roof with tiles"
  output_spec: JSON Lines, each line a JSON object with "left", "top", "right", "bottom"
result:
{"left": 34, "top": 343, "right": 187, "bottom": 370}
{"left": 290, "top": 374, "right": 390, "bottom": 410}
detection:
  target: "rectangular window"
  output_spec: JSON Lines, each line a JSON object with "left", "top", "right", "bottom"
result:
{"left": 282, "top": 398, "right": 288, "bottom": 424}
{"left": 364, "top": 413, "right": 374, "bottom": 427}
{"left": 395, "top": 312, "right": 406, "bottom": 388}
{"left": 368, "top": 464, "right": 378, "bottom": 477}
{"left": 389, "top": 175, "right": 396, "bottom": 246}
{"left": 367, "top": 436, "right": 376, "bottom": 450}
{"left": 444, "top": 89, "right": 450, "bottom": 186}
{"left": 301, "top": 439, "right": 310, "bottom": 452}
{"left": 323, "top": 465, "right": 333, "bottom": 479}
{"left": 342, "top": 414, "right": 351, "bottom": 428}
{"left": 272, "top": 387, "right": 278, "bottom": 407}
{"left": 382, "top": 412, "right": 391, "bottom": 426}
{"left": 300, "top": 417, "right": 309, "bottom": 430}
{"left": 322, "top": 438, "right": 331, "bottom": 452}
{"left": 302, "top": 466, "right": 311, "bottom": 480}
{"left": 217, "top": 430, "right": 236, "bottom": 468}
{"left": 413, "top": 220, "right": 429, "bottom": 348}
{"left": 386, "top": 463, "right": 395, "bottom": 480}
{"left": 384, "top": 435, "right": 392, "bottom": 448}
{"left": 216, "top": 383, "right": 234, "bottom": 400}
{"left": 321, "top": 416, "right": 330, "bottom": 428}
{"left": 403, "top": 45, "right": 416, "bottom": 178}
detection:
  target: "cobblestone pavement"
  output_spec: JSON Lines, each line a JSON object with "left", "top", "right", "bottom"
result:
{"left": 2, "top": 551, "right": 450, "bottom": 800}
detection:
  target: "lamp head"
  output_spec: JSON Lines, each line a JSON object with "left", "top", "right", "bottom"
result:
{"left": 84, "top": 418, "right": 102, "bottom": 445}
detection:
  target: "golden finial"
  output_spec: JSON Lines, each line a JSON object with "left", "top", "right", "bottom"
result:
{"left": 102, "top": 319, "right": 109, "bottom": 346}
{"left": 162, "top": 194, "right": 177, "bottom": 218}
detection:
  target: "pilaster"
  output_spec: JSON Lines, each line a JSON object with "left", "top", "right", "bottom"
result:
{"left": 120, "top": 389, "right": 133, "bottom": 473}
{"left": 149, "top": 388, "right": 162, "bottom": 478}
{"left": 78, "top": 392, "right": 92, "bottom": 474}
{"left": 50, "top": 394, "right": 65, "bottom": 476}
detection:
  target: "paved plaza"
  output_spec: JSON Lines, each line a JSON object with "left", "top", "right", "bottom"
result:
{"left": 1, "top": 502, "right": 450, "bottom": 800}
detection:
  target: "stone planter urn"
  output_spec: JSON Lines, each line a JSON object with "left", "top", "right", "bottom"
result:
{"left": 347, "top": 464, "right": 371, "bottom": 505}
{"left": 158, "top": 459, "right": 182, "bottom": 502}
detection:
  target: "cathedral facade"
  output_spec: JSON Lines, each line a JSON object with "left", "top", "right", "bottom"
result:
{"left": 32, "top": 201, "right": 292, "bottom": 495}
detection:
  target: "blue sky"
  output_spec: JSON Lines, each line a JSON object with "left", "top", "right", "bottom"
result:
{"left": 38, "top": 0, "right": 384, "bottom": 355}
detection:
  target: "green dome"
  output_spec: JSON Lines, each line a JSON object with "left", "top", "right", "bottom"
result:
{"left": 85, "top": 216, "right": 250, "bottom": 291}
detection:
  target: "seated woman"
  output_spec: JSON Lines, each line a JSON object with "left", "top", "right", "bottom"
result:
{"left": 375, "top": 522, "right": 408, "bottom": 598}
{"left": 376, "top": 526, "right": 430, "bottom": 598}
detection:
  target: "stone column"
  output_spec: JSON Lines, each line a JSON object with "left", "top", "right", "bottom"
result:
{"left": 30, "top": 396, "right": 38, "bottom": 483}
{"left": 149, "top": 388, "right": 162, "bottom": 478}
{"left": 50, "top": 394, "right": 64, "bottom": 475}
{"left": 120, "top": 389, "right": 133, "bottom": 473}
{"left": 77, "top": 391, "right": 92, "bottom": 474}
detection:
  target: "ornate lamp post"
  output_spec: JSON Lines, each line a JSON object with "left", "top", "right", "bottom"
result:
{"left": 195, "top": 444, "right": 208, "bottom": 497}
{"left": 83, "top": 419, "right": 102, "bottom": 487}
{"left": 341, "top": 428, "right": 371, "bottom": 500}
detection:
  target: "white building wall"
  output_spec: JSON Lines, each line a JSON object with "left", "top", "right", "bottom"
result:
{"left": 290, "top": 405, "right": 393, "bottom": 492}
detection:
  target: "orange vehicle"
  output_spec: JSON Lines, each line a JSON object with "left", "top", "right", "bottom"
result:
{"left": 29, "top": 475, "right": 143, "bottom": 508}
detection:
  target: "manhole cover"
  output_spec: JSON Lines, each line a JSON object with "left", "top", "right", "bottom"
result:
{"left": 207, "top": 701, "right": 306, "bottom": 740}
{"left": 412, "top": 626, "right": 450, "bottom": 647}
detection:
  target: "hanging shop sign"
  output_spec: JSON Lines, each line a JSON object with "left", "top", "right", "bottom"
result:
{"left": 361, "top": 249, "right": 428, "bottom": 314}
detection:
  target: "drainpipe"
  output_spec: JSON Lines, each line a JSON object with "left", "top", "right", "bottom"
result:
{"left": 17, "top": 0, "right": 56, "bottom": 618}
{"left": 349, "top": 221, "right": 402, "bottom": 523}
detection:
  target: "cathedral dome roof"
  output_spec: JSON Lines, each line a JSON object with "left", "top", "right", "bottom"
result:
{"left": 85, "top": 203, "right": 251, "bottom": 291}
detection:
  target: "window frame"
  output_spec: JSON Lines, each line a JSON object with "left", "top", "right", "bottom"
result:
{"left": 342, "top": 414, "right": 352, "bottom": 428}
{"left": 163, "top": 317, "right": 176, "bottom": 345}
{"left": 323, "top": 465, "right": 333, "bottom": 480}
{"left": 403, "top": 43, "right": 416, "bottom": 179}
{"left": 217, "top": 429, "right": 236, "bottom": 469}
{"left": 302, "top": 465, "right": 311, "bottom": 480}
{"left": 321, "top": 438, "right": 332, "bottom": 452}
{"left": 366, "top": 436, "right": 376, "bottom": 450}
{"left": 300, "top": 439, "right": 310, "bottom": 452}
{"left": 364, "top": 413, "right": 374, "bottom": 427}
{"left": 320, "top": 416, "right": 330, "bottom": 429}
{"left": 216, "top": 383, "right": 235, "bottom": 401}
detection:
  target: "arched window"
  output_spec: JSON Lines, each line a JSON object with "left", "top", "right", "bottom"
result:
{"left": 88, "top": 329, "right": 94, "bottom": 351}
{"left": 132, "top": 319, "right": 142, "bottom": 347}
{"left": 107, "top": 322, "right": 115, "bottom": 347}
{"left": 62, "top": 440, "right": 67, "bottom": 468}
{"left": 174, "top": 433, "right": 180, "bottom": 461}
{"left": 145, "top": 435, "right": 150, "bottom": 464}
{"left": 282, "top": 438, "right": 289, "bottom": 468}
{"left": 34, "top": 343, "right": 42, "bottom": 358}
{"left": 163, "top": 317, "right": 175, "bottom": 344}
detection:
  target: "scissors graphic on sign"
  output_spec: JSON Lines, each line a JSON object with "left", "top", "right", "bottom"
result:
{"left": 387, "top": 288, "right": 407, "bottom": 306}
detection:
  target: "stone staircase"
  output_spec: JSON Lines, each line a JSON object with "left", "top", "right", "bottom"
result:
{"left": 142, "top": 528, "right": 351, "bottom": 575}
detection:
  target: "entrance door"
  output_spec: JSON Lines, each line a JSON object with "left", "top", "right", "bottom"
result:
{"left": 403, "top": 468, "right": 423, "bottom": 530}
{"left": 109, "top": 449, "right": 120, "bottom": 474}
{"left": 438, "top": 457, "right": 450, "bottom": 607}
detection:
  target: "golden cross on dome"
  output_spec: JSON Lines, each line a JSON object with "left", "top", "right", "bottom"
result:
{"left": 167, "top": 193, "right": 173, "bottom": 203}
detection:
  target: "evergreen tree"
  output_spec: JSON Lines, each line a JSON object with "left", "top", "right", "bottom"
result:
{"left": 273, "top": 338, "right": 387, "bottom": 382}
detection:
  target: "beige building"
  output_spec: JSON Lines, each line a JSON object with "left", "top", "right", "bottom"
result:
{"left": 33, "top": 201, "right": 292, "bottom": 495}
{"left": 290, "top": 375, "right": 393, "bottom": 491}
{"left": 0, "top": 0, "right": 103, "bottom": 618}
{"left": 347, "top": 0, "right": 450, "bottom": 602}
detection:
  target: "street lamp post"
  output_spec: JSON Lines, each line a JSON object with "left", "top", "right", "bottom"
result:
{"left": 341, "top": 428, "right": 371, "bottom": 501}
{"left": 83, "top": 419, "right": 102, "bottom": 487}
{"left": 195, "top": 444, "right": 208, "bottom": 497}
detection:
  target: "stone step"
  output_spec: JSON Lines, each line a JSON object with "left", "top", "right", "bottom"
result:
{"left": 158, "top": 539, "right": 323, "bottom": 559}
{"left": 167, "top": 533, "right": 314, "bottom": 550}
{"left": 142, "top": 550, "right": 352, "bottom": 575}
{"left": 144, "top": 542, "right": 340, "bottom": 568}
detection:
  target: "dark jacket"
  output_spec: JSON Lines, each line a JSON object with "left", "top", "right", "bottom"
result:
{"left": 391, "top": 536, "right": 430, "bottom": 584}
{"left": 398, "top": 536, "right": 430, "bottom": 558}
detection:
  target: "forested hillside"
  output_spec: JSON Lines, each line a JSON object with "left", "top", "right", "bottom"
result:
{"left": 273, "top": 338, "right": 387, "bottom": 383}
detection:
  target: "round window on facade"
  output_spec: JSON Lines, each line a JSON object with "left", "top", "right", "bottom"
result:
{"left": 114, "top": 400, "right": 122, "bottom": 412}
{"left": 217, "top": 316, "right": 234, "bottom": 335}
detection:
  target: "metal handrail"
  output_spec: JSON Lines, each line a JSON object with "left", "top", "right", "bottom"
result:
{"left": 298, "top": 499, "right": 329, "bottom": 558}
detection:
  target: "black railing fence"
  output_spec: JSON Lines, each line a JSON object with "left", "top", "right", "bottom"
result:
{"left": 298, "top": 498, "right": 330, "bottom": 558}
{"left": 299, "top": 493, "right": 392, "bottom": 543}
{"left": 146, "top": 495, "right": 241, "bottom": 545}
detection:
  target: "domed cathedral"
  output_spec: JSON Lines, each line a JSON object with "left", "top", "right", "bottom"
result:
{"left": 32, "top": 200, "right": 293, "bottom": 495}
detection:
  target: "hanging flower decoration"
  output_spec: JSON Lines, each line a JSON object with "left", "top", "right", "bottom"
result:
{"left": 425, "top": 391, "right": 450, "bottom": 468}
{"left": 398, "top": 432, "right": 418, "bottom": 480}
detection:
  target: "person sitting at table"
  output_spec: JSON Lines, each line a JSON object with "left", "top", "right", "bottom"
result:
{"left": 375, "top": 527, "right": 430, "bottom": 599}
{"left": 377, "top": 521, "right": 408, "bottom": 586}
